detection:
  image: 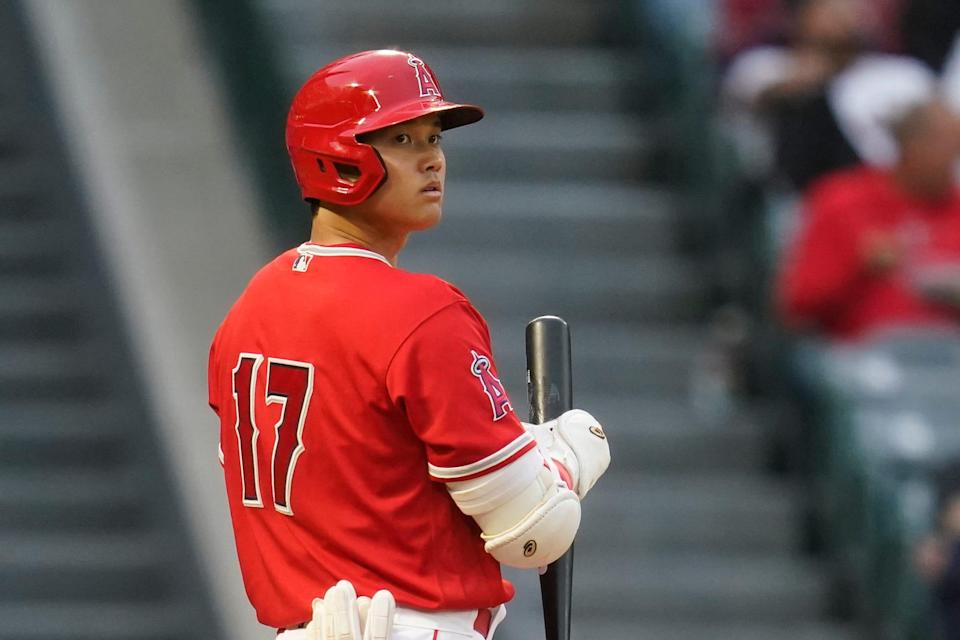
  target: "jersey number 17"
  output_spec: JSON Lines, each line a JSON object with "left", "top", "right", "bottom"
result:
{"left": 231, "top": 353, "right": 314, "bottom": 516}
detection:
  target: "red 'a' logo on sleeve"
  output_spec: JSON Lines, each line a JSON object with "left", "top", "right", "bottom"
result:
{"left": 470, "top": 350, "right": 512, "bottom": 421}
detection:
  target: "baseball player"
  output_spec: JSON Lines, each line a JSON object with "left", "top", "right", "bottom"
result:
{"left": 207, "top": 49, "right": 610, "bottom": 640}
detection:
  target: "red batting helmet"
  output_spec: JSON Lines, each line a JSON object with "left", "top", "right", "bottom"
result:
{"left": 285, "top": 49, "right": 484, "bottom": 206}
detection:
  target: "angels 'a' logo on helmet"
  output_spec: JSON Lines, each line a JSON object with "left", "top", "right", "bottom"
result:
{"left": 470, "top": 350, "right": 512, "bottom": 421}
{"left": 407, "top": 55, "right": 441, "bottom": 99}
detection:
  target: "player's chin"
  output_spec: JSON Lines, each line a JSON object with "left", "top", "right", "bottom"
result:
{"left": 409, "top": 204, "right": 443, "bottom": 231}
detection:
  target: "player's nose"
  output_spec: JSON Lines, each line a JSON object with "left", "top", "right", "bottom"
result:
{"left": 420, "top": 146, "right": 443, "bottom": 174}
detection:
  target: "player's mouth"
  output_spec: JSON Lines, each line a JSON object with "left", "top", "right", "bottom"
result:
{"left": 421, "top": 182, "right": 443, "bottom": 199}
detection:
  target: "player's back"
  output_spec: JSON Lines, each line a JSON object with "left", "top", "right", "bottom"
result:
{"left": 208, "top": 243, "right": 514, "bottom": 627}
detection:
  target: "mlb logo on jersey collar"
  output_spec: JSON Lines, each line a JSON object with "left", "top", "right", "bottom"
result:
{"left": 292, "top": 254, "right": 313, "bottom": 272}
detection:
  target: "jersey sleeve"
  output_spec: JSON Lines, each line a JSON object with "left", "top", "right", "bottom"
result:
{"left": 386, "top": 301, "right": 535, "bottom": 483}
{"left": 207, "top": 336, "right": 222, "bottom": 415}
{"left": 207, "top": 335, "right": 226, "bottom": 466}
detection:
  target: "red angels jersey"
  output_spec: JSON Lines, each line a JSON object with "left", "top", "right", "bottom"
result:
{"left": 207, "top": 243, "right": 534, "bottom": 628}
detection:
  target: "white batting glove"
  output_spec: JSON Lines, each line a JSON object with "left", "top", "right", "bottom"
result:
{"left": 523, "top": 409, "right": 610, "bottom": 500}
{"left": 359, "top": 589, "right": 395, "bottom": 640}
{"left": 306, "top": 580, "right": 396, "bottom": 640}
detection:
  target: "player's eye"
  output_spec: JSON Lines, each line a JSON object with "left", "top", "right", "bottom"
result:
{"left": 429, "top": 134, "right": 443, "bottom": 145}
{"left": 394, "top": 133, "right": 411, "bottom": 144}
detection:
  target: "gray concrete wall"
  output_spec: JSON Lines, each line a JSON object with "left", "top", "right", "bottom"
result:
{"left": 23, "top": 1, "right": 272, "bottom": 637}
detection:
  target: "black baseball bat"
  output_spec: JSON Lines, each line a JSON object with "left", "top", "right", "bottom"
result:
{"left": 526, "top": 315, "right": 574, "bottom": 640}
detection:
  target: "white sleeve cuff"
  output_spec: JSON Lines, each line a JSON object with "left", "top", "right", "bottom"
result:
{"left": 428, "top": 432, "right": 535, "bottom": 482}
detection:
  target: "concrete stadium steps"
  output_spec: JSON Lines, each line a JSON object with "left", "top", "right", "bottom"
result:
{"left": 571, "top": 551, "right": 831, "bottom": 621}
{"left": 0, "top": 223, "right": 51, "bottom": 253}
{"left": 401, "top": 248, "right": 710, "bottom": 324}
{"left": 0, "top": 158, "right": 47, "bottom": 194}
{"left": 285, "top": 45, "right": 637, "bottom": 115}
{"left": 422, "top": 181, "right": 679, "bottom": 255}
{"left": 288, "top": 46, "right": 637, "bottom": 115}
{"left": 579, "top": 394, "right": 770, "bottom": 473}
{"left": 263, "top": 0, "right": 612, "bottom": 48}
{"left": 443, "top": 111, "right": 651, "bottom": 183}
{"left": 484, "top": 321, "right": 704, "bottom": 398}
{"left": 0, "top": 341, "right": 111, "bottom": 402}
{"left": 0, "top": 473, "right": 147, "bottom": 535}
{"left": 572, "top": 620, "right": 857, "bottom": 640}
{"left": 0, "top": 602, "right": 196, "bottom": 640}
{"left": 0, "top": 425, "right": 127, "bottom": 471}
{"left": 0, "top": 2, "right": 219, "bottom": 637}
{"left": 0, "top": 534, "right": 175, "bottom": 602}
{"left": 605, "top": 416, "right": 768, "bottom": 473}
{"left": 0, "top": 300, "right": 84, "bottom": 344}
{"left": 0, "top": 281, "right": 87, "bottom": 320}
{"left": 0, "top": 341, "right": 107, "bottom": 376}
{"left": 0, "top": 242, "right": 66, "bottom": 277}
{"left": 0, "top": 400, "right": 127, "bottom": 430}
{"left": 579, "top": 471, "right": 799, "bottom": 554}
{"left": 0, "top": 400, "right": 130, "bottom": 473}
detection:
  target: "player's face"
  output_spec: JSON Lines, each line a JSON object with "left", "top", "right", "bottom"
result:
{"left": 356, "top": 115, "right": 446, "bottom": 234}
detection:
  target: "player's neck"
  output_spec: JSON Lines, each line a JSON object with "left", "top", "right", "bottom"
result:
{"left": 310, "top": 208, "right": 406, "bottom": 266}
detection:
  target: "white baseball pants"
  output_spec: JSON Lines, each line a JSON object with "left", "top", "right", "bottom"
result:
{"left": 276, "top": 605, "right": 506, "bottom": 640}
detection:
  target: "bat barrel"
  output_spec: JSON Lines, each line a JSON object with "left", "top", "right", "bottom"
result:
{"left": 526, "top": 316, "right": 573, "bottom": 420}
{"left": 525, "top": 315, "right": 574, "bottom": 640}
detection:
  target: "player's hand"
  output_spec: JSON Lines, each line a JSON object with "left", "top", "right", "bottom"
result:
{"left": 306, "top": 580, "right": 396, "bottom": 640}
{"left": 861, "top": 231, "right": 902, "bottom": 275}
{"left": 523, "top": 409, "right": 610, "bottom": 499}
{"left": 358, "top": 589, "right": 395, "bottom": 640}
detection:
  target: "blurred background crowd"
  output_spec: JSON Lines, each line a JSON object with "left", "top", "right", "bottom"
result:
{"left": 713, "top": 1, "right": 960, "bottom": 638}
{"left": 3, "top": 0, "right": 960, "bottom": 639}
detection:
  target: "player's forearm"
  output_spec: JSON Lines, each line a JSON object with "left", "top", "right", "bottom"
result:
{"left": 445, "top": 410, "right": 609, "bottom": 569}
{"left": 446, "top": 446, "right": 579, "bottom": 568}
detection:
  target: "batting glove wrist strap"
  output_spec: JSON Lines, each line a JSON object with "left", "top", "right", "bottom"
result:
{"left": 524, "top": 409, "right": 610, "bottom": 500}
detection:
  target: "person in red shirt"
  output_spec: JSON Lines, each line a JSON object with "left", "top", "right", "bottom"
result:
{"left": 207, "top": 50, "right": 610, "bottom": 640}
{"left": 778, "top": 99, "right": 960, "bottom": 340}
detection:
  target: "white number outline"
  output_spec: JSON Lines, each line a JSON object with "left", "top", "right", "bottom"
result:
{"left": 232, "top": 353, "right": 264, "bottom": 508}
{"left": 265, "top": 358, "right": 314, "bottom": 516}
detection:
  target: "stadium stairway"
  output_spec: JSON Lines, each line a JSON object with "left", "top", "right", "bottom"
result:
{"left": 0, "top": 3, "right": 220, "bottom": 639}
{"left": 248, "top": 1, "right": 856, "bottom": 638}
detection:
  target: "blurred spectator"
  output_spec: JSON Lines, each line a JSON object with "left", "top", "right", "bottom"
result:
{"left": 715, "top": 0, "right": 901, "bottom": 62}
{"left": 899, "top": 0, "right": 960, "bottom": 73}
{"left": 778, "top": 100, "right": 960, "bottom": 340}
{"left": 721, "top": 0, "right": 934, "bottom": 188}
{"left": 915, "top": 464, "right": 960, "bottom": 640}
{"left": 714, "top": 0, "right": 790, "bottom": 62}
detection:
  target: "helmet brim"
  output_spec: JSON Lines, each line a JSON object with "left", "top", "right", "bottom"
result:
{"left": 350, "top": 100, "right": 484, "bottom": 136}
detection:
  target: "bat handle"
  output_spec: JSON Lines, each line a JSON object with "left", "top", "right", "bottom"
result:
{"left": 540, "top": 546, "right": 574, "bottom": 640}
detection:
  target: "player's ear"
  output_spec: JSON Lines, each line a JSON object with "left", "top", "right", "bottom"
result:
{"left": 334, "top": 163, "right": 362, "bottom": 184}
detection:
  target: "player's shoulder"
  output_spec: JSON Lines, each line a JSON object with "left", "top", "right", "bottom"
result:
{"left": 392, "top": 267, "right": 467, "bottom": 301}
{"left": 367, "top": 258, "right": 488, "bottom": 338}
{"left": 384, "top": 267, "right": 475, "bottom": 321}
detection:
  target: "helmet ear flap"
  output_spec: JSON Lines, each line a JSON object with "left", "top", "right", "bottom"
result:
{"left": 292, "top": 146, "right": 386, "bottom": 207}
